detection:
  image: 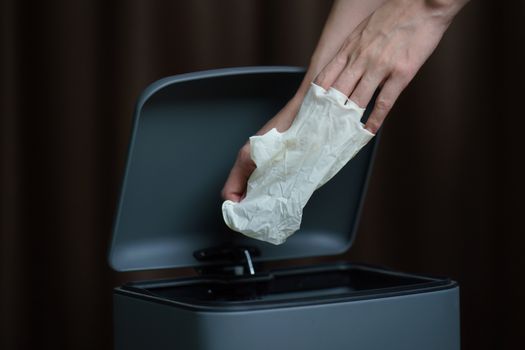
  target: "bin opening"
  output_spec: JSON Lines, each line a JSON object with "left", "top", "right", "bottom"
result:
{"left": 123, "top": 264, "right": 447, "bottom": 305}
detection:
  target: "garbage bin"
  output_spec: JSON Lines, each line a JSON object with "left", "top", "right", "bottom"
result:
{"left": 109, "top": 66, "right": 460, "bottom": 350}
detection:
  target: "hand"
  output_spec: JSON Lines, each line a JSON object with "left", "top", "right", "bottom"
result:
{"left": 221, "top": 0, "right": 468, "bottom": 203}
{"left": 315, "top": 0, "right": 468, "bottom": 133}
{"left": 220, "top": 0, "right": 386, "bottom": 203}
{"left": 221, "top": 96, "right": 303, "bottom": 202}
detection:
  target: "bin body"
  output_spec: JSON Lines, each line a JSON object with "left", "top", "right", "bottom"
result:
{"left": 113, "top": 264, "right": 460, "bottom": 350}
{"left": 109, "top": 67, "right": 461, "bottom": 350}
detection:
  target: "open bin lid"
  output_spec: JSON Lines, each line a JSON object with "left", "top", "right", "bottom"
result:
{"left": 109, "top": 66, "right": 379, "bottom": 272}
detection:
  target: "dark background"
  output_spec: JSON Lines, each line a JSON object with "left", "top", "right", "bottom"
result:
{"left": 1, "top": 0, "right": 524, "bottom": 349}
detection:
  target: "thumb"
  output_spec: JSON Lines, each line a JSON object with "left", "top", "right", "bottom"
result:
{"left": 221, "top": 145, "right": 256, "bottom": 202}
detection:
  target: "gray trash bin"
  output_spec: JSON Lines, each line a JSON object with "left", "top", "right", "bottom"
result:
{"left": 109, "top": 66, "right": 460, "bottom": 350}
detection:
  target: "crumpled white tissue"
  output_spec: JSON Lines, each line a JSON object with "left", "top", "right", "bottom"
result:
{"left": 222, "top": 83, "right": 375, "bottom": 245}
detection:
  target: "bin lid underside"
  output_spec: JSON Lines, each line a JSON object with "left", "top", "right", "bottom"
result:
{"left": 109, "top": 66, "right": 378, "bottom": 272}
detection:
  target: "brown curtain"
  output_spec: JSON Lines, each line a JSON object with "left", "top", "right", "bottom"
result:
{"left": 1, "top": 0, "right": 524, "bottom": 349}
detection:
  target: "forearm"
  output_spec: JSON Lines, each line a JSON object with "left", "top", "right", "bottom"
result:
{"left": 295, "top": 0, "right": 388, "bottom": 100}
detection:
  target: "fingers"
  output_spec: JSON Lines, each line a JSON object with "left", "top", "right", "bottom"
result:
{"left": 314, "top": 19, "right": 369, "bottom": 91}
{"left": 314, "top": 53, "right": 351, "bottom": 91}
{"left": 365, "top": 76, "right": 406, "bottom": 133}
{"left": 331, "top": 61, "right": 365, "bottom": 98}
{"left": 316, "top": 52, "right": 404, "bottom": 134}
{"left": 348, "top": 71, "right": 384, "bottom": 108}
{"left": 221, "top": 144, "right": 256, "bottom": 202}
{"left": 317, "top": 46, "right": 408, "bottom": 134}
{"left": 314, "top": 37, "right": 360, "bottom": 90}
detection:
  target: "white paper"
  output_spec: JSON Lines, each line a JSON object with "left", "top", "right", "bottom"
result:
{"left": 222, "top": 83, "right": 375, "bottom": 245}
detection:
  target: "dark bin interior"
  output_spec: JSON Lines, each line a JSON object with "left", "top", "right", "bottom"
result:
{"left": 123, "top": 264, "right": 451, "bottom": 307}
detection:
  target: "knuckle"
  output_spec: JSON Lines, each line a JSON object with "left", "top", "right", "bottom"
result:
{"left": 362, "top": 72, "right": 376, "bottom": 84}
{"left": 376, "top": 53, "right": 391, "bottom": 69}
{"left": 393, "top": 63, "right": 412, "bottom": 78}
{"left": 334, "top": 52, "right": 348, "bottom": 66}
{"left": 375, "top": 97, "right": 393, "bottom": 111}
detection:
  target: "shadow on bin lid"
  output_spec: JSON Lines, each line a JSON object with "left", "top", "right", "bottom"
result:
{"left": 109, "top": 66, "right": 379, "bottom": 272}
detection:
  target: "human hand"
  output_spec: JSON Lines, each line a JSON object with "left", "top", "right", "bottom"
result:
{"left": 315, "top": 0, "right": 468, "bottom": 133}
{"left": 221, "top": 0, "right": 468, "bottom": 203}
{"left": 220, "top": 0, "right": 384, "bottom": 203}
{"left": 221, "top": 96, "right": 303, "bottom": 202}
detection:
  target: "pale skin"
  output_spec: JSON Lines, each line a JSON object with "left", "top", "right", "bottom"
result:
{"left": 222, "top": 0, "right": 470, "bottom": 202}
